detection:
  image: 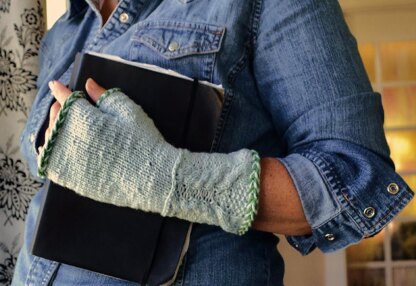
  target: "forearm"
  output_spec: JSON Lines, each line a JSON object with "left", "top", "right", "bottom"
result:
{"left": 252, "top": 157, "right": 311, "bottom": 236}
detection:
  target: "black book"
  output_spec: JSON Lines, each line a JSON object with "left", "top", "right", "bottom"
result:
{"left": 31, "top": 52, "right": 224, "bottom": 285}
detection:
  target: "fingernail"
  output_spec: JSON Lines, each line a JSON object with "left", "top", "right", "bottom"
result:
{"left": 48, "top": 80, "right": 55, "bottom": 89}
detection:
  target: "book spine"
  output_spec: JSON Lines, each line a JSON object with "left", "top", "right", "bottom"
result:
{"left": 181, "top": 79, "right": 199, "bottom": 147}
{"left": 29, "top": 181, "right": 51, "bottom": 256}
{"left": 69, "top": 53, "right": 85, "bottom": 91}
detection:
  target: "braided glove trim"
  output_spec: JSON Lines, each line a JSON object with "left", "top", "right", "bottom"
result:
{"left": 38, "top": 91, "right": 85, "bottom": 177}
{"left": 239, "top": 151, "right": 260, "bottom": 235}
{"left": 96, "top": 88, "right": 121, "bottom": 107}
{"left": 37, "top": 89, "right": 261, "bottom": 235}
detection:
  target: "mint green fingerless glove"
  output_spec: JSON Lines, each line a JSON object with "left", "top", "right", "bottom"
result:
{"left": 38, "top": 89, "right": 260, "bottom": 235}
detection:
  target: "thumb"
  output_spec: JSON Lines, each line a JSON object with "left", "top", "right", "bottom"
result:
{"left": 85, "top": 78, "right": 106, "bottom": 103}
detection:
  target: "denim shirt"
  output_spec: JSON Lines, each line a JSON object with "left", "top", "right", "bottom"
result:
{"left": 15, "top": 0, "right": 413, "bottom": 284}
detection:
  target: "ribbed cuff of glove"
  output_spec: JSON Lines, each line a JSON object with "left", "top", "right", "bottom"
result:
{"left": 37, "top": 90, "right": 261, "bottom": 235}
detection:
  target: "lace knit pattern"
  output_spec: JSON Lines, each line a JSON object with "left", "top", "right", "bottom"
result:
{"left": 165, "top": 149, "right": 260, "bottom": 234}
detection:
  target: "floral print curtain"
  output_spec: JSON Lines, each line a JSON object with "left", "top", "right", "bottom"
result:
{"left": 0, "top": 0, "right": 45, "bottom": 284}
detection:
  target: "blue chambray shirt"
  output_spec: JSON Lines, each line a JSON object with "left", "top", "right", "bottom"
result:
{"left": 14, "top": 0, "right": 414, "bottom": 284}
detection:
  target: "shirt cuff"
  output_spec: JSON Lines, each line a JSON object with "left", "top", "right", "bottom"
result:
{"left": 280, "top": 153, "right": 338, "bottom": 255}
{"left": 279, "top": 152, "right": 414, "bottom": 255}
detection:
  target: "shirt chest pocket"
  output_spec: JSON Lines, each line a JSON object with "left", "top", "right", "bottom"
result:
{"left": 129, "top": 21, "right": 225, "bottom": 82}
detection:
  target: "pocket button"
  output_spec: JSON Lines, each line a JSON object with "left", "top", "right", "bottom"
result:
{"left": 119, "top": 12, "right": 129, "bottom": 23}
{"left": 168, "top": 41, "right": 179, "bottom": 52}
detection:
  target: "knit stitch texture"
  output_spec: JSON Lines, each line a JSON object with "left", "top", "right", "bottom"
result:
{"left": 37, "top": 90, "right": 261, "bottom": 235}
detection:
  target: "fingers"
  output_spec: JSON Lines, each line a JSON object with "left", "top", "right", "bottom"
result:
{"left": 38, "top": 126, "right": 51, "bottom": 155}
{"left": 49, "top": 80, "right": 72, "bottom": 105}
{"left": 49, "top": 78, "right": 107, "bottom": 105}
{"left": 45, "top": 127, "right": 52, "bottom": 143}
{"left": 49, "top": 101, "right": 61, "bottom": 127}
{"left": 86, "top": 78, "right": 106, "bottom": 103}
{"left": 40, "top": 101, "right": 61, "bottom": 155}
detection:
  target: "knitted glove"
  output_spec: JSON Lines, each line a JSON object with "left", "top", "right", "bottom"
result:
{"left": 37, "top": 89, "right": 260, "bottom": 235}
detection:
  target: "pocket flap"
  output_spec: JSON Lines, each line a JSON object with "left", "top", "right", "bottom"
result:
{"left": 132, "top": 21, "right": 225, "bottom": 60}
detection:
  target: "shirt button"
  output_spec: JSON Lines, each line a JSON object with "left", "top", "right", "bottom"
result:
{"left": 119, "top": 12, "right": 129, "bottom": 23}
{"left": 387, "top": 183, "right": 400, "bottom": 195}
{"left": 325, "top": 234, "right": 336, "bottom": 241}
{"left": 168, "top": 41, "right": 179, "bottom": 52}
{"left": 363, "top": 207, "right": 376, "bottom": 218}
{"left": 29, "top": 133, "right": 35, "bottom": 143}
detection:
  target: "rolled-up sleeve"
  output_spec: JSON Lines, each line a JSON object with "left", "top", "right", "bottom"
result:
{"left": 253, "top": 0, "right": 414, "bottom": 254}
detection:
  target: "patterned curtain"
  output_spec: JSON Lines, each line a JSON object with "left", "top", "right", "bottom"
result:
{"left": 0, "top": 0, "right": 45, "bottom": 285}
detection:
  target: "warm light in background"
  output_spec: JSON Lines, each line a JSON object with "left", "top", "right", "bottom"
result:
{"left": 358, "top": 44, "right": 376, "bottom": 82}
{"left": 400, "top": 176, "right": 416, "bottom": 218}
{"left": 380, "top": 42, "right": 416, "bottom": 82}
{"left": 382, "top": 86, "right": 416, "bottom": 127}
{"left": 386, "top": 132, "right": 416, "bottom": 172}
{"left": 347, "top": 229, "right": 386, "bottom": 263}
{"left": 347, "top": 40, "right": 416, "bottom": 286}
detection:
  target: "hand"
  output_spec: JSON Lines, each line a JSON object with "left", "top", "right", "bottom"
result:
{"left": 40, "top": 79, "right": 106, "bottom": 154}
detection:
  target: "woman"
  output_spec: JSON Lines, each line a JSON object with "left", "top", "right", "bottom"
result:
{"left": 13, "top": 0, "right": 413, "bottom": 285}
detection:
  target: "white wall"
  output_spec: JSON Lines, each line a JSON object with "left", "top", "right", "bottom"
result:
{"left": 278, "top": 238, "right": 325, "bottom": 286}
{"left": 278, "top": 237, "right": 348, "bottom": 286}
{"left": 45, "top": 0, "right": 67, "bottom": 29}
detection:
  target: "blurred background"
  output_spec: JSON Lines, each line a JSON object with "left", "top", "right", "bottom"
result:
{"left": 0, "top": 1, "right": 415, "bottom": 285}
